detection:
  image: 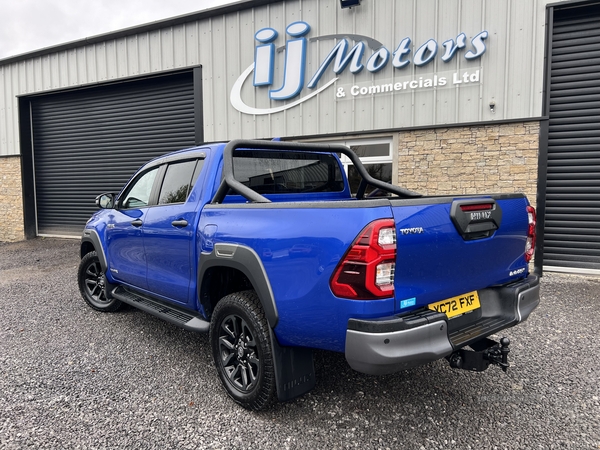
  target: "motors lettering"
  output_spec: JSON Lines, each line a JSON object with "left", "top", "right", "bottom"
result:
{"left": 253, "top": 23, "right": 487, "bottom": 100}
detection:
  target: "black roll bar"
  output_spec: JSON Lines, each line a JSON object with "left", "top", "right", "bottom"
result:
{"left": 211, "top": 139, "right": 421, "bottom": 204}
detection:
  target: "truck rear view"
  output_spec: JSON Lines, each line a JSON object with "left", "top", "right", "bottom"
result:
{"left": 202, "top": 140, "right": 539, "bottom": 408}
{"left": 79, "top": 139, "right": 539, "bottom": 411}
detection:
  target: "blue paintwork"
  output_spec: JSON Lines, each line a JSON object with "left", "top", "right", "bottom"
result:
{"left": 198, "top": 204, "right": 395, "bottom": 352}
{"left": 83, "top": 143, "right": 533, "bottom": 354}
{"left": 390, "top": 197, "right": 530, "bottom": 309}
{"left": 104, "top": 207, "right": 149, "bottom": 289}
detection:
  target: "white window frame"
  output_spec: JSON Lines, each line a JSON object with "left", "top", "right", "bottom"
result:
{"left": 329, "top": 137, "right": 394, "bottom": 181}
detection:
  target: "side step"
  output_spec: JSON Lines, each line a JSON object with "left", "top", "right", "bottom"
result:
{"left": 111, "top": 286, "right": 210, "bottom": 332}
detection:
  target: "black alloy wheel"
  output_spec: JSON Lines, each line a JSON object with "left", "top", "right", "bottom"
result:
{"left": 210, "top": 291, "right": 276, "bottom": 410}
{"left": 219, "top": 313, "right": 260, "bottom": 391}
{"left": 77, "top": 251, "right": 122, "bottom": 312}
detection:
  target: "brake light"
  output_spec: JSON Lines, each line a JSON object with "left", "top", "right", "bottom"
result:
{"left": 525, "top": 205, "right": 536, "bottom": 263}
{"left": 330, "top": 219, "right": 396, "bottom": 300}
{"left": 460, "top": 203, "right": 493, "bottom": 212}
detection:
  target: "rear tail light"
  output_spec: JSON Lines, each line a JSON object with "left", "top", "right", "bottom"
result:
{"left": 525, "top": 205, "right": 536, "bottom": 263}
{"left": 330, "top": 219, "right": 396, "bottom": 300}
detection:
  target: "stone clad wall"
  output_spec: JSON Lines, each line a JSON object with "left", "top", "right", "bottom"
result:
{"left": 397, "top": 122, "right": 540, "bottom": 209}
{"left": 0, "top": 156, "right": 24, "bottom": 242}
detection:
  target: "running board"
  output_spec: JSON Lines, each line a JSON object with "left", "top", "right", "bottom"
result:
{"left": 111, "top": 286, "right": 210, "bottom": 333}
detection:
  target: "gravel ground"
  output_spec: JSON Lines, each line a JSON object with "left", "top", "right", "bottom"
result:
{"left": 0, "top": 237, "right": 599, "bottom": 450}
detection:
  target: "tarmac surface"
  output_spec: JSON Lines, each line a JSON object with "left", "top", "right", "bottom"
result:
{"left": 0, "top": 237, "right": 599, "bottom": 449}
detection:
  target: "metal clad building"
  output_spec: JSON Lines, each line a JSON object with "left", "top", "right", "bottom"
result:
{"left": 0, "top": 0, "right": 550, "bottom": 151}
{"left": 0, "top": 0, "right": 598, "bottom": 275}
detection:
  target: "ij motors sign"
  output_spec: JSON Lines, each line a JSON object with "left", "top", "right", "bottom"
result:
{"left": 230, "top": 21, "right": 488, "bottom": 115}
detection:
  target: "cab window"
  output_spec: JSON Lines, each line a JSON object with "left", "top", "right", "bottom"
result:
{"left": 120, "top": 167, "right": 159, "bottom": 209}
{"left": 232, "top": 150, "right": 344, "bottom": 194}
{"left": 158, "top": 160, "right": 203, "bottom": 205}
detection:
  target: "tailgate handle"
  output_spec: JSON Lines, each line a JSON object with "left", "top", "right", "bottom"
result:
{"left": 450, "top": 199, "right": 502, "bottom": 241}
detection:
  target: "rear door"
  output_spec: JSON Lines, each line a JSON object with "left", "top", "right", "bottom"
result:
{"left": 143, "top": 158, "right": 205, "bottom": 305}
{"left": 390, "top": 195, "right": 530, "bottom": 310}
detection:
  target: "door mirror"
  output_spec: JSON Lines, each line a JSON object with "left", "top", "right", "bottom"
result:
{"left": 95, "top": 193, "right": 115, "bottom": 209}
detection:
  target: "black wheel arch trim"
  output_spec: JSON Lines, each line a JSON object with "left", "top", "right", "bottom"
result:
{"left": 81, "top": 229, "right": 108, "bottom": 272}
{"left": 198, "top": 243, "right": 279, "bottom": 328}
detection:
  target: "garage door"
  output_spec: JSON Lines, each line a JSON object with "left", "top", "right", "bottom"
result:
{"left": 544, "top": 4, "right": 600, "bottom": 273}
{"left": 30, "top": 71, "right": 197, "bottom": 237}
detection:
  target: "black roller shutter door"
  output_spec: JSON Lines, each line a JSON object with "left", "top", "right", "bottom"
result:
{"left": 31, "top": 72, "right": 195, "bottom": 236}
{"left": 545, "top": 5, "right": 600, "bottom": 271}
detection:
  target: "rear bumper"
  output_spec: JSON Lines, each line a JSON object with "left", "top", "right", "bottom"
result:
{"left": 345, "top": 275, "right": 540, "bottom": 375}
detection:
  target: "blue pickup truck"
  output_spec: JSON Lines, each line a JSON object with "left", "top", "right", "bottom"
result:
{"left": 78, "top": 139, "right": 540, "bottom": 410}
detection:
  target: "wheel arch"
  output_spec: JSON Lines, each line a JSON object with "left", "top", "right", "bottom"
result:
{"left": 81, "top": 229, "right": 108, "bottom": 272}
{"left": 201, "top": 244, "right": 316, "bottom": 404}
{"left": 198, "top": 243, "right": 278, "bottom": 328}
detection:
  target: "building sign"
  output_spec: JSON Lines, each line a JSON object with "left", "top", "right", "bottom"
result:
{"left": 230, "top": 22, "right": 488, "bottom": 115}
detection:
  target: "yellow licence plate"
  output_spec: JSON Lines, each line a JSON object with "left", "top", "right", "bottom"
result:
{"left": 428, "top": 291, "right": 481, "bottom": 319}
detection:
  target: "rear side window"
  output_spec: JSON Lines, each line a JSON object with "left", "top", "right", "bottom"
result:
{"left": 232, "top": 150, "right": 344, "bottom": 194}
{"left": 158, "top": 159, "right": 204, "bottom": 205}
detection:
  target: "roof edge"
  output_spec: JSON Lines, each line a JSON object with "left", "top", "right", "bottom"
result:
{"left": 0, "top": 0, "right": 281, "bottom": 66}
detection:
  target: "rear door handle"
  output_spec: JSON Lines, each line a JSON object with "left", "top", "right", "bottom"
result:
{"left": 131, "top": 219, "right": 143, "bottom": 227}
{"left": 172, "top": 219, "right": 188, "bottom": 228}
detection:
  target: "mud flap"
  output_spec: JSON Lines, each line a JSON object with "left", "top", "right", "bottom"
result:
{"left": 269, "top": 329, "right": 315, "bottom": 402}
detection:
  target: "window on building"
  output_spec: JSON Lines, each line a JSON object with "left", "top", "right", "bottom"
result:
{"left": 334, "top": 139, "right": 394, "bottom": 196}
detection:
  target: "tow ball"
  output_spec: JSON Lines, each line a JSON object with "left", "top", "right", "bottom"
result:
{"left": 447, "top": 337, "right": 511, "bottom": 373}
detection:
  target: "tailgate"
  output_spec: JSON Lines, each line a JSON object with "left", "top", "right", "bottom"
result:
{"left": 390, "top": 194, "right": 530, "bottom": 312}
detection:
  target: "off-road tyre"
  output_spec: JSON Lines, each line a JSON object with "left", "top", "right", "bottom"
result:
{"left": 209, "top": 290, "right": 276, "bottom": 411}
{"left": 78, "top": 251, "right": 122, "bottom": 312}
